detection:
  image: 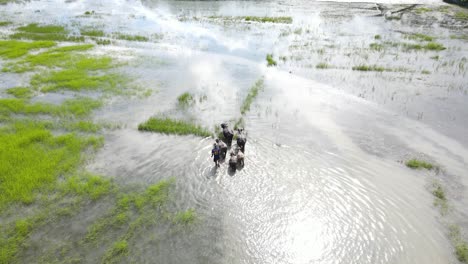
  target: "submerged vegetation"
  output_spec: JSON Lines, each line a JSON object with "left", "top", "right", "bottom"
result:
{"left": 0, "top": 24, "right": 195, "bottom": 263}
{"left": 207, "top": 15, "right": 292, "bottom": 24}
{"left": 450, "top": 225, "right": 468, "bottom": 263}
{"left": 114, "top": 33, "right": 149, "bottom": 42}
{"left": 138, "top": 117, "right": 211, "bottom": 137}
{"left": 316, "top": 62, "right": 330, "bottom": 69}
{"left": 405, "top": 33, "right": 434, "bottom": 42}
{"left": 240, "top": 79, "right": 265, "bottom": 115}
{"left": 405, "top": 159, "right": 434, "bottom": 170}
{"left": 266, "top": 54, "right": 277, "bottom": 67}
{"left": 11, "top": 23, "right": 84, "bottom": 42}
{"left": 177, "top": 92, "right": 195, "bottom": 107}
{"left": 244, "top": 16, "right": 292, "bottom": 23}
{"left": 352, "top": 65, "right": 385, "bottom": 72}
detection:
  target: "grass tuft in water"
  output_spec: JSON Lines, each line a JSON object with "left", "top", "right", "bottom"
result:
{"left": 173, "top": 208, "right": 196, "bottom": 225}
{"left": 10, "top": 23, "right": 83, "bottom": 42}
{"left": 114, "top": 33, "right": 149, "bottom": 42}
{"left": 432, "top": 184, "right": 446, "bottom": 200}
{"left": 266, "top": 54, "right": 277, "bottom": 67}
{"left": 138, "top": 117, "right": 211, "bottom": 137}
{"left": 81, "top": 29, "right": 105, "bottom": 37}
{"left": 102, "top": 240, "right": 128, "bottom": 263}
{"left": 374, "top": 34, "right": 381, "bottom": 40}
{"left": 0, "top": 21, "right": 12, "bottom": 26}
{"left": 456, "top": 242, "right": 468, "bottom": 263}
{"left": 455, "top": 11, "right": 468, "bottom": 20}
{"left": 406, "top": 33, "right": 434, "bottom": 42}
{"left": 61, "top": 173, "right": 111, "bottom": 200}
{"left": 403, "top": 42, "right": 446, "bottom": 51}
{"left": 352, "top": 65, "right": 385, "bottom": 72}
{"left": 6, "top": 87, "right": 33, "bottom": 99}
{"left": 240, "top": 79, "right": 264, "bottom": 115}
{"left": 0, "top": 40, "right": 56, "bottom": 59}
{"left": 370, "top": 43, "right": 384, "bottom": 51}
{"left": 421, "top": 70, "right": 431, "bottom": 74}
{"left": 0, "top": 97, "right": 102, "bottom": 118}
{"left": 243, "top": 16, "right": 292, "bottom": 23}
{"left": 415, "top": 7, "right": 432, "bottom": 14}
{"left": 449, "top": 225, "right": 468, "bottom": 263}
{"left": 177, "top": 92, "right": 194, "bottom": 107}
{"left": 316, "top": 62, "right": 330, "bottom": 69}
{"left": 405, "top": 159, "right": 434, "bottom": 170}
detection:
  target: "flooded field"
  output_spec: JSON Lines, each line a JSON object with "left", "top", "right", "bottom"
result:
{"left": 1, "top": 0, "right": 468, "bottom": 263}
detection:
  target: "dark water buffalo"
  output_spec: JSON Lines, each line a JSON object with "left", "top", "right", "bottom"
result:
{"left": 221, "top": 123, "right": 234, "bottom": 146}
{"left": 228, "top": 152, "right": 237, "bottom": 170}
{"left": 236, "top": 128, "right": 247, "bottom": 153}
{"left": 217, "top": 140, "right": 228, "bottom": 159}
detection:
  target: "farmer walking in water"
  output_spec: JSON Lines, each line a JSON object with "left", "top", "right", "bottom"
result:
{"left": 211, "top": 143, "right": 220, "bottom": 167}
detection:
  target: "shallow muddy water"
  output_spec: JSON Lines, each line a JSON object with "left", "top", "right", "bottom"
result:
{"left": 1, "top": 0, "right": 468, "bottom": 263}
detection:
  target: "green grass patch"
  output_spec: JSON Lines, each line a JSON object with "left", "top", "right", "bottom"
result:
{"left": 403, "top": 42, "right": 446, "bottom": 51}
{"left": 95, "top": 38, "right": 111, "bottom": 45}
{"left": 374, "top": 34, "right": 381, "bottom": 40}
{"left": 455, "top": 11, "right": 468, "bottom": 20}
{"left": 0, "top": 40, "right": 56, "bottom": 59}
{"left": 17, "top": 23, "right": 66, "bottom": 34}
{"left": 316, "top": 62, "right": 330, "bottom": 69}
{"left": 61, "top": 173, "right": 111, "bottom": 200}
{"left": 0, "top": 21, "right": 12, "bottom": 26}
{"left": 370, "top": 43, "right": 384, "bottom": 51}
{"left": 449, "top": 225, "right": 468, "bottom": 263}
{"left": 2, "top": 42, "right": 128, "bottom": 94}
{"left": 80, "top": 29, "right": 105, "bottom": 37}
{"left": 425, "top": 42, "right": 446, "bottom": 50}
{"left": 102, "top": 240, "right": 128, "bottom": 263}
{"left": 405, "top": 158, "right": 434, "bottom": 170}
{"left": 62, "top": 120, "right": 102, "bottom": 133}
{"left": 456, "top": 242, "right": 468, "bottom": 263}
{"left": 4, "top": 44, "right": 97, "bottom": 73}
{"left": 0, "top": 121, "right": 101, "bottom": 209}
{"left": 138, "top": 117, "right": 211, "bottom": 137}
{"left": 6, "top": 87, "right": 33, "bottom": 99}
{"left": 10, "top": 23, "right": 84, "bottom": 42}
{"left": 240, "top": 78, "right": 264, "bottom": 115}
{"left": 243, "top": 16, "right": 292, "bottom": 24}
{"left": 10, "top": 32, "right": 84, "bottom": 42}
{"left": 432, "top": 184, "right": 446, "bottom": 200}
{"left": 114, "top": 33, "right": 148, "bottom": 42}
{"left": 352, "top": 65, "right": 385, "bottom": 72}
{"left": 450, "top": 35, "right": 468, "bottom": 40}
{"left": 177, "top": 92, "right": 194, "bottom": 107}
{"left": 0, "top": 97, "right": 102, "bottom": 118}
{"left": 266, "top": 54, "right": 277, "bottom": 67}
{"left": 173, "top": 208, "right": 196, "bottom": 225}
{"left": 421, "top": 70, "right": 431, "bottom": 74}
{"left": 234, "top": 117, "right": 245, "bottom": 130}
{"left": 406, "top": 33, "right": 434, "bottom": 42}
{"left": 31, "top": 67, "right": 123, "bottom": 92}
{"left": 415, "top": 7, "right": 432, "bottom": 14}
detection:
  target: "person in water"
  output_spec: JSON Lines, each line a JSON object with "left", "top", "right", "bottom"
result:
{"left": 211, "top": 143, "right": 220, "bottom": 167}
{"left": 216, "top": 139, "right": 228, "bottom": 159}
{"left": 228, "top": 151, "right": 237, "bottom": 170}
{"left": 236, "top": 128, "right": 247, "bottom": 153}
{"left": 221, "top": 123, "right": 234, "bottom": 146}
